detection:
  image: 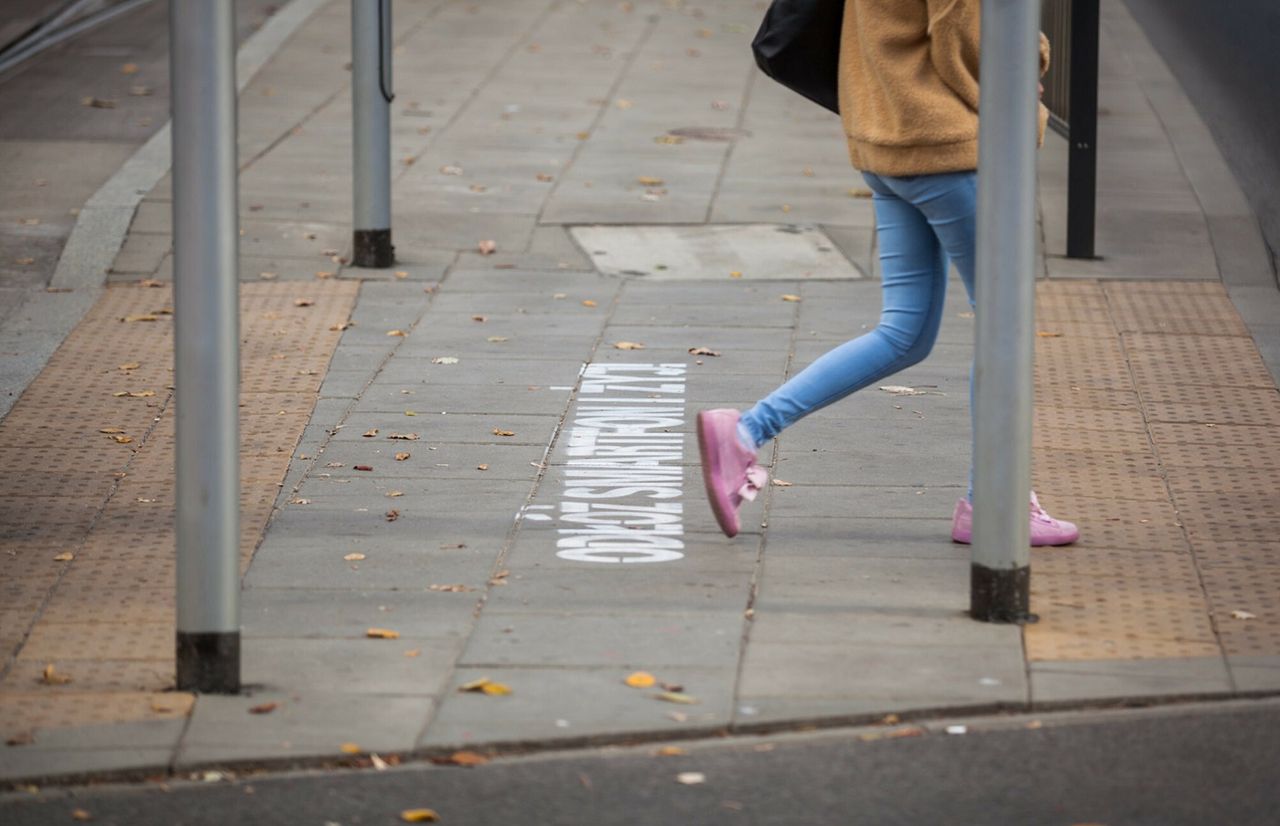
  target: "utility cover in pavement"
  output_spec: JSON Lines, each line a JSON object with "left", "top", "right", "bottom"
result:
{"left": 570, "top": 224, "right": 863, "bottom": 281}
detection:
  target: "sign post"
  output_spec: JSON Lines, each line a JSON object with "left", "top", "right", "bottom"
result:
{"left": 351, "top": 0, "right": 394, "bottom": 267}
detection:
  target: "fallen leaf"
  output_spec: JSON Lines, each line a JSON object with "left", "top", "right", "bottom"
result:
{"left": 404, "top": 649, "right": 421, "bottom": 658}
{"left": 581, "top": 299, "right": 598, "bottom": 308}
{"left": 445, "top": 750, "right": 489, "bottom": 767}
{"left": 430, "top": 583, "right": 473, "bottom": 593}
{"left": 260, "top": 271, "right": 279, "bottom": 280}
{"left": 1231, "top": 610, "right": 1257, "bottom": 620}
{"left": 123, "top": 314, "right": 158, "bottom": 323}
{"left": 440, "top": 164, "right": 463, "bottom": 175}
{"left": 1036, "top": 331, "right": 1063, "bottom": 338}
{"left": 613, "top": 341, "right": 646, "bottom": 350}
{"left": 129, "top": 84, "right": 152, "bottom": 96}
{"left": 481, "top": 682, "right": 512, "bottom": 696}
{"left": 404, "top": 410, "right": 417, "bottom": 416}
{"left": 15, "top": 256, "right": 35, "bottom": 265}
{"left": 325, "top": 462, "right": 345, "bottom": 468}
{"left": 395, "top": 452, "right": 411, "bottom": 461}
{"left": 340, "top": 743, "right": 362, "bottom": 755}
{"left": 385, "top": 509, "right": 400, "bottom": 521}
{"left": 344, "top": 553, "right": 366, "bottom": 561}
{"left": 121, "top": 62, "right": 139, "bottom": 74}
{"left": 849, "top": 187, "right": 874, "bottom": 198}
{"left": 72, "top": 809, "right": 93, "bottom": 821}
{"left": 293, "top": 298, "right": 315, "bottom": 307}
{"left": 99, "top": 427, "right": 126, "bottom": 434}
{"left": 315, "top": 271, "right": 334, "bottom": 279}
{"left": 387, "top": 329, "right": 407, "bottom": 337}
{"left": 386, "top": 490, "right": 404, "bottom": 498}
{"left": 366, "top": 628, "right": 400, "bottom": 639}
{"left": 476, "top": 464, "right": 489, "bottom": 471}
{"left": 354, "top": 464, "right": 374, "bottom": 472}
{"left": 363, "top": 428, "right": 379, "bottom": 437}
{"left": 395, "top": 270, "right": 409, "bottom": 279}
{"left": 440, "top": 543, "right": 467, "bottom": 550}
{"left": 39, "top": 664, "right": 72, "bottom": 685}
{"left": 492, "top": 428, "right": 515, "bottom": 437}
{"left": 486, "top": 336, "right": 509, "bottom": 343}
{"left": 659, "top": 681, "right": 684, "bottom": 692}
{"left": 81, "top": 96, "right": 117, "bottom": 108}
{"left": 687, "top": 346, "right": 720, "bottom": 356}
{"left": 656, "top": 746, "right": 687, "bottom": 757}
{"left": 637, "top": 176, "right": 664, "bottom": 186}
{"left": 112, "top": 390, "right": 156, "bottom": 398}
{"left": 248, "top": 702, "right": 278, "bottom": 715}
{"left": 477, "top": 240, "right": 497, "bottom": 255}
{"left": 330, "top": 321, "right": 352, "bottom": 331}
{"left": 110, "top": 435, "right": 134, "bottom": 444}
{"left": 371, "top": 753, "right": 390, "bottom": 771}
{"left": 625, "top": 671, "right": 657, "bottom": 688}
{"left": 432, "top": 356, "right": 460, "bottom": 365}
{"left": 780, "top": 294, "right": 802, "bottom": 302}
{"left": 880, "top": 713, "right": 901, "bottom": 725}
{"left": 289, "top": 497, "right": 310, "bottom": 505}
{"left": 488, "top": 570, "right": 510, "bottom": 586}
{"left": 388, "top": 433, "right": 420, "bottom": 440}
{"left": 657, "top": 691, "right": 699, "bottom": 705}
{"left": 53, "top": 552, "right": 74, "bottom": 562}
{"left": 729, "top": 271, "right": 743, "bottom": 278}
{"left": 676, "top": 772, "right": 705, "bottom": 785}
{"left": 770, "top": 479, "right": 793, "bottom": 487}
{"left": 878, "top": 385, "right": 928, "bottom": 396}
{"left": 400, "top": 809, "right": 440, "bottom": 823}
{"left": 537, "top": 173, "right": 555, "bottom": 182}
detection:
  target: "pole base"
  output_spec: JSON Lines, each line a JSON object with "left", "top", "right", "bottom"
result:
{"left": 352, "top": 228, "right": 394, "bottom": 268}
{"left": 176, "top": 631, "right": 240, "bottom": 693}
{"left": 969, "top": 563, "right": 1037, "bottom": 624}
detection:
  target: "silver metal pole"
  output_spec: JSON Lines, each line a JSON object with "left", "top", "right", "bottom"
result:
{"left": 171, "top": 0, "right": 241, "bottom": 690}
{"left": 351, "top": 0, "right": 394, "bottom": 267}
{"left": 970, "top": 0, "right": 1040, "bottom": 622}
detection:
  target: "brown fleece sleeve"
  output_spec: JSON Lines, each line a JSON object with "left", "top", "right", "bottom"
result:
{"left": 925, "top": 0, "right": 982, "bottom": 113}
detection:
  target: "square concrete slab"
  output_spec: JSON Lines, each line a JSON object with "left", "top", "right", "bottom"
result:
{"left": 570, "top": 224, "right": 864, "bottom": 281}
{"left": 1029, "top": 657, "right": 1234, "bottom": 704}
{"left": 421, "top": 665, "right": 735, "bottom": 748}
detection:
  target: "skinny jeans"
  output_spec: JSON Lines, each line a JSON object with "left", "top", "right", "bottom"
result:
{"left": 739, "top": 170, "right": 978, "bottom": 458}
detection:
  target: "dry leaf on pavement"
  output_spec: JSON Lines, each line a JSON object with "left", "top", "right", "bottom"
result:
{"left": 429, "top": 583, "right": 473, "bottom": 593}
{"left": 625, "top": 671, "right": 656, "bottom": 688}
{"left": 363, "top": 428, "right": 379, "bottom": 437}
{"left": 477, "top": 240, "right": 497, "bottom": 255}
{"left": 637, "top": 176, "right": 664, "bottom": 186}
{"left": 676, "top": 772, "right": 706, "bottom": 785}
{"left": 492, "top": 428, "right": 515, "bottom": 437}
{"left": 780, "top": 294, "right": 802, "bottom": 302}
{"left": 434, "top": 750, "right": 489, "bottom": 767}
{"left": 1036, "top": 331, "right": 1063, "bottom": 338}
{"left": 656, "top": 746, "right": 687, "bottom": 757}
{"left": 432, "top": 356, "right": 459, "bottom": 365}
{"left": 458, "top": 676, "right": 511, "bottom": 695}
{"left": 613, "top": 341, "right": 646, "bottom": 350}
{"left": 1231, "top": 610, "right": 1257, "bottom": 620}
{"left": 53, "top": 552, "right": 74, "bottom": 562}
{"left": 395, "top": 452, "right": 411, "bottom": 461}
{"left": 366, "top": 628, "right": 400, "bottom": 639}
{"left": 293, "top": 298, "right": 314, "bottom": 307}
{"left": 385, "top": 509, "right": 400, "bottom": 521}
{"left": 248, "top": 702, "right": 278, "bottom": 715}
{"left": 340, "top": 743, "right": 362, "bottom": 754}
{"left": 113, "top": 390, "right": 156, "bottom": 398}
{"left": 688, "top": 346, "right": 720, "bottom": 356}
{"left": 386, "top": 490, "right": 404, "bottom": 498}
{"left": 39, "top": 664, "right": 72, "bottom": 685}
{"left": 656, "top": 691, "right": 699, "bottom": 705}
{"left": 71, "top": 809, "right": 92, "bottom": 821}
{"left": 388, "top": 433, "right": 419, "bottom": 440}
{"left": 770, "top": 479, "right": 793, "bottom": 487}
{"left": 354, "top": 465, "right": 373, "bottom": 472}
{"left": 400, "top": 810, "right": 440, "bottom": 823}
{"left": 387, "top": 329, "right": 407, "bottom": 337}
{"left": 343, "top": 553, "right": 366, "bottom": 561}
{"left": 582, "top": 299, "right": 598, "bottom": 307}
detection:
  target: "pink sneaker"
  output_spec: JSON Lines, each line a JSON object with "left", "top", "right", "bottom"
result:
{"left": 696, "top": 409, "right": 767, "bottom": 538}
{"left": 951, "top": 492, "right": 1079, "bottom": 546}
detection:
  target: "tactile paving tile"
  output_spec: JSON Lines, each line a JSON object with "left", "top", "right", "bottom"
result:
{"left": 0, "top": 281, "right": 356, "bottom": 735}
{"left": 1164, "top": 467, "right": 1280, "bottom": 517}
{"left": 1035, "top": 288, "right": 1111, "bottom": 323}
{"left": 1103, "top": 282, "right": 1246, "bottom": 335}
{"left": 1033, "top": 385, "right": 1142, "bottom": 411}
{"left": 1140, "top": 388, "right": 1280, "bottom": 428}
{"left": 0, "top": 692, "right": 192, "bottom": 738}
{"left": 1147, "top": 421, "right": 1270, "bottom": 446}
{"left": 1197, "top": 561, "right": 1280, "bottom": 657}
{"left": 1034, "top": 423, "right": 1151, "bottom": 453}
{"left": 1032, "top": 449, "right": 1169, "bottom": 502}
{"left": 1034, "top": 406, "right": 1148, "bottom": 434}
{"left": 1124, "top": 333, "right": 1273, "bottom": 389}
{"left": 1158, "top": 440, "right": 1280, "bottom": 470}
{"left": 1027, "top": 548, "right": 1220, "bottom": 661}
{"left": 1036, "top": 495, "right": 1191, "bottom": 552}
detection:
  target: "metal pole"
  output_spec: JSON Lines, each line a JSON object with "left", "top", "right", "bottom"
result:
{"left": 351, "top": 0, "right": 394, "bottom": 267}
{"left": 1065, "top": 0, "right": 1099, "bottom": 259}
{"left": 170, "top": 0, "right": 241, "bottom": 691}
{"left": 970, "top": 0, "right": 1040, "bottom": 623}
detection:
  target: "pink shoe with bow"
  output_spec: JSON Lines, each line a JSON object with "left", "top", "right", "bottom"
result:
{"left": 697, "top": 409, "right": 767, "bottom": 538}
{"left": 951, "top": 492, "right": 1079, "bottom": 546}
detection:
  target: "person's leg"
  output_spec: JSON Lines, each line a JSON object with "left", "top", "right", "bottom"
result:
{"left": 737, "top": 173, "right": 950, "bottom": 448}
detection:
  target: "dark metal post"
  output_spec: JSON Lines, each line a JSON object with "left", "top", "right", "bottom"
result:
{"left": 1066, "top": 0, "right": 1100, "bottom": 259}
{"left": 170, "top": 0, "right": 241, "bottom": 691}
{"left": 351, "top": 0, "right": 394, "bottom": 267}
{"left": 971, "top": 0, "right": 1040, "bottom": 623}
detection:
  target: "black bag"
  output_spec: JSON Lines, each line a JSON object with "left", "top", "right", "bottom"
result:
{"left": 751, "top": 0, "right": 845, "bottom": 114}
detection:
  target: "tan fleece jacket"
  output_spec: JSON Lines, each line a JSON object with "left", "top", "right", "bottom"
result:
{"left": 837, "top": 0, "right": 1050, "bottom": 176}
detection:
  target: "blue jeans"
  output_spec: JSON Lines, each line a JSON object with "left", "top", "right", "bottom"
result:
{"left": 740, "top": 170, "right": 977, "bottom": 451}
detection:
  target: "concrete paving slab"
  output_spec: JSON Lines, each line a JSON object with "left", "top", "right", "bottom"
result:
{"left": 421, "top": 666, "right": 735, "bottom": 748}
{"left": 0, "top": 746, "right": 175, "bottom": 783}
{"left": 307, "top": 441, "right": 545, "bottom": 482}
{"left": 762, "top": 517, "right": 966, "bottom": 560}
{"left": 240, "top": 588, "right": 479, "bottom": 642}
{"left": 755, "top": 556, "right": 970, "bottom": 614}
{"left": 1029, "top": 658, "right": 1234, "bottom": 704}
{"left": 459, "top": 611, "right": 745, "bottom": 670}
{"left": 1228, "top": 656, "right": 1280, "bottom": 692}
{"left": 351, "top": 382, "right": 572, "bottom": 416}
{"left": 241, "top": 638, "right": 461, "bottom": 696}
{"left": 328, "top": 411, "right": 561, "bottom": 447}
{"left": 571, "top": 224, "right": 863, "bottom": 281}
{"left": 179, "top": 693, "right": 435, "bottom": 766}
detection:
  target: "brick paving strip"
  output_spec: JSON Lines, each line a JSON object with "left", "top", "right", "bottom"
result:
{"left": 0, "top": 280, "right": 358, "bottom": 740}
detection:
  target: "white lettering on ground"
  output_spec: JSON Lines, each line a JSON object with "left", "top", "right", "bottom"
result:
{"left": 553, "top": 363, "right": 687, "bottom": 564}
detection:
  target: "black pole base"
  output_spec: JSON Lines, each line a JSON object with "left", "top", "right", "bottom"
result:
{"left": 176, "top": 631, "right": 240, "bottom": 693}
{"left": 352, "top": 228, "right": 394, "bottom": 268}
{"left": 969, "top": 564, "right": 1037, "bottom": 624}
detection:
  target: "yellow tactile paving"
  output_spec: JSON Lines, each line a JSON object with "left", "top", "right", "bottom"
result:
{"left": 1027, "top": 279, "right": 1280, "bottom": 663}
{"left": 0, "top": 280, "right": 356, "bottom": 738}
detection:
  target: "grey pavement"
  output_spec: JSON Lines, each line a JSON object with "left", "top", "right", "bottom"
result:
{"left": 1, "top": 0, "right": 1278, "bottom": 786}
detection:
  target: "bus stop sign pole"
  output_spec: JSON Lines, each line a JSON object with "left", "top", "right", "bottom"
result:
{"left": 970, "top": 0, "right": 1040, "bottom": 623}
{"left": 171, "top": 0, "right": 242, "bottom": 691}
{"left": 351, "top": 0, "right": 394, "bottom": 268}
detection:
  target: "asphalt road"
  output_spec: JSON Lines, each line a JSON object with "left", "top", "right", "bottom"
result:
{"left": 1123, "top": 0, "right": 1280, "bottom": 280}
{"left": 4, "top": 700, "right": 1279, "bottom": 825}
